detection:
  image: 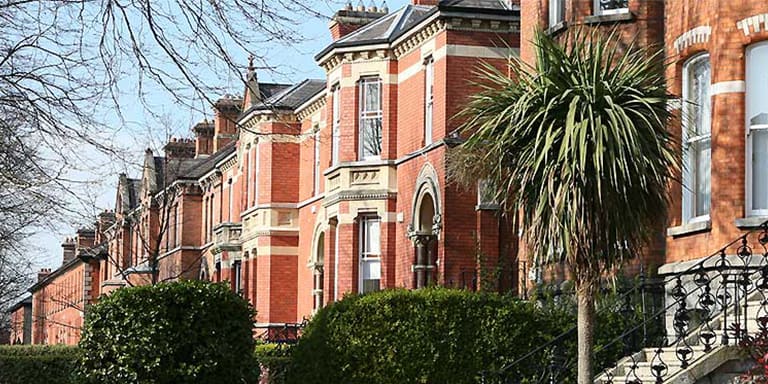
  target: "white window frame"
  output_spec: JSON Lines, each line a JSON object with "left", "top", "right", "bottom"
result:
{"left": 594, "top": 0, "right": 628, "bottom": 15}
{"left": 358, "top": 215, "right": 381, "bottom": 294}
{"left": 681, "top": 53, "right": 712, "bottom": 223}
{"left": 233, "top": 260, "right": 242, "bottom": 293}
{"left": 313, "top": 128, "right": 321, "bottom": 195}
{"left": 332, "top": 85, "right": 341, "bottom": 165}
{"left": 746, "top": 42, "right": 768, "bottom": 217}
{"left": 358, "top": 77, "right": 383, "bottom": 161}
{"left": 549, "top": 0, "right": 565, "bottom": 26}
{"left": 424, "top": 58, "right": 434, "bottom": 146}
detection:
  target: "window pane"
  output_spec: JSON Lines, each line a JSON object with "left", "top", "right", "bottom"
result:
{"left": 754, "top": 130, "right": 768, "bottom": 210}
{"left": 364, "top": 81, "right": 381, "bottom": 112}
{"left": 691, "top": 59, "right": 711, "bottom": 136}
{"left": 694, "top": 139, "right": 711, "bottom": 217}
{"left": 598, "top": 0, "right": 627, "bottom": 11}
{"left": 550, "top": 0, "right": 564, "bottom": 25}
{"left": 364, "top": 219, "right": 381, "bottom": 255}
{"left": 748, "top": 43, "right": 768, "bottom": 212}
{"left": 361, "top": 260, "right": 381, "bottom": 294}
{"left": 361, "top": 118, "right": 382, "bottom": 158}
{"left": 362, "top": 259, "right": 381, "bottom": 280}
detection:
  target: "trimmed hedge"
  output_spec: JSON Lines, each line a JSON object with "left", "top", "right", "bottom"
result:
{"left": 285, "top": 288, "right": 574, "bottom": 384}
{"left": 255, "top": 343, "right": 293, "bottom": 384}
{"left": 79, "top": 280, "right": 259, "bottom": 384}
{"left": 0, "top": 345, "right": 82, "bottom": 384}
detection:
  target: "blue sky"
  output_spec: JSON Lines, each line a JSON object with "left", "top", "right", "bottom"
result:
{"left": 33, "top": 0, "right": 411, "bottom": 271}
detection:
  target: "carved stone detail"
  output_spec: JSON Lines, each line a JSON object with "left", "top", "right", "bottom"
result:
{"left": 350, "top": 170, "right": 380, "bottom": 185}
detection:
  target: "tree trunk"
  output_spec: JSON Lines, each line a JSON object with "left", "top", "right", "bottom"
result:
{"left": 577, "top": 284, "right": 596, "bottom": 384}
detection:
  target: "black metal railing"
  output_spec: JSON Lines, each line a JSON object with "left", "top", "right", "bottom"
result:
{"left": 254, "top": 319, "right": 308, "bottom": 345}
{"left": 480, "top": 220, "right": 768, "bottom": 384}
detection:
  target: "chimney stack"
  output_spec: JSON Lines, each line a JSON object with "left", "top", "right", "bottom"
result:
{"left": 329, "top": 1, "right": 388, "bottom": 41}
{"left": 163, "top": 137, "right": 196, "bottom": 160}
{"left": 75, "top": 229, "right": 96, "bottom": 254}
{"left": 412, "top": 0, "right": 438, "bottom": 6}
{"left": 213, "top": 95, "right": 242, "bottom": 152}
{"left": 193, "top": 120, "right": 215, "bottom": 158}
{"left": 62, "top": 237, "right": 76, "bottom": 264}
{"left": 37, "top": 268, "right": 52, "bottom": 282}
{"left": 96, "top": 210, "right": 116, "bottom": 243}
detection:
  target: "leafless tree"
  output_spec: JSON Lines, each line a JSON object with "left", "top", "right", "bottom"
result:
{"left": 1, "top": 0, "right": 328, "bottom": 265}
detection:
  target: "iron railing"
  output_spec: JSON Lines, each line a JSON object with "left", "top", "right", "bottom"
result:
{"left": 480, "top": 220, "right": 768, "bottom": 384}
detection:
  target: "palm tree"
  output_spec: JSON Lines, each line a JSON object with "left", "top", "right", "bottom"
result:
{"left": 450, "top": 29, "right": 679, "bottom": 384}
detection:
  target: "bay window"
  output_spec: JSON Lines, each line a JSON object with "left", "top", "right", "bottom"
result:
{"left": 747, "top": 42, "right": 768, "bottom": 216}
{"left": 359, "top": 216, "right": 381, "bottom": 293}
{"left": 682, "top": 53, "right": 711, "bottom": 223}
{"left": 594, "top": 0, "right": 628, "bottom": 15}
{"left": 359, "top": 77, "right": 382, "bottom": 160}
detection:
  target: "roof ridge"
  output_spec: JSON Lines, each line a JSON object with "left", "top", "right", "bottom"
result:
{"left": 336, "top": 7, "right": 403, "bottom": 44}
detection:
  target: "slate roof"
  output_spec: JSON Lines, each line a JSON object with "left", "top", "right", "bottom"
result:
{"left": 315, "top": 0, "right": 518, "bottom": 60}
{"left": 182, "top": 142, "right": 238, "bottom": 180}
{"left": 242, "top": 79, "right": 326, "bottom": 116}
{"left": 9, "top": 295, "right": 32, "bottom": 312}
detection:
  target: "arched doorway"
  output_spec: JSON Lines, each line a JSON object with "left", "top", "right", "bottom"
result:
{"left": 412, "top": 192, "right": 438, "bottom": 288}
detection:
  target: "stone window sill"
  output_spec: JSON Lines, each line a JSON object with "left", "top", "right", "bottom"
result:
{"left": 667, "top": 219, "right": 711, "bottom": 237}
{"left": 546, "top": 21, "right": 567, "bottom": 36}
{"left": 735, "top": 216, "right": 768, "bottom": 229}
{"left": 584, "top": 12, "right": 635, "bottom": 25}
{"left": 475, "top": 203, "right": 500, "bottom": 211}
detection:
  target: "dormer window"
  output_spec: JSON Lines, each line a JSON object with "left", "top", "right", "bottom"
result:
{"left": 359, "top": 77, "right": 382, "bottom": 161}
{"left": 594, "top": 0, "right": 628, "bottom": 15}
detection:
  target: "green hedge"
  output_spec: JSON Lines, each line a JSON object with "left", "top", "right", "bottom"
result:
{"left": 255, "top": 343, "right": 293, "bottom": 384}
{"left": 0, "top": 345, "right": 82, "bottom": 384}
{"left": 285, "top": 288, "right": 574, "bottom": 384}
{"left": 79, "top": 280, "right": 259, "bottom": 384}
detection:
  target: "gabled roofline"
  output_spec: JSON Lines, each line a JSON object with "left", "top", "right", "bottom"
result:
{"left": 315, "top": 3, "right": 519, "bottom": 63}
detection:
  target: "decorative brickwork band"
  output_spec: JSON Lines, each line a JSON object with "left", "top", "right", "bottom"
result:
{"left": 673, "top": 26, "right": 711, "bottom": 54}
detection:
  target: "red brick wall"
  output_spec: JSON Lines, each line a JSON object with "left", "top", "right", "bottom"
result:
{"left": 31, "top": 263, "right": 86, "bottom": 345}
{"left": 664, "top": 0, "right": 768, "bottom": 263}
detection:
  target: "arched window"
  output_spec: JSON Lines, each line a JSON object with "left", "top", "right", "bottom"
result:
{"left": 682, "top": 53, "right": 711, "bottom": 223}
{"left": 313, "top": 233, "right": 325, "bottom": 311}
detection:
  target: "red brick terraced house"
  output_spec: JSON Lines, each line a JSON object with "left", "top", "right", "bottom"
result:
{"left": 14, "top": 0, "right": 523, "bottom": 345}
{"left": 8, "top": 296, "right": 32, "bottom": 345}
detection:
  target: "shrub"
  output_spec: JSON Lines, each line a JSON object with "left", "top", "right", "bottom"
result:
{"left": 0, "top": 345, "right": 82, "bottom": 384}
{"left": 255, "top": 343, "right": 293, "bottom": 384}
{"left": 286, "top": 288, "right": 573, "bottom": 384}
{"left": 79, "top": 280, "right": 258, "bottom": 384}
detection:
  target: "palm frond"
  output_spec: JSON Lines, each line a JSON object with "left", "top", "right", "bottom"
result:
{"left": 448, "top": 28, "right": 680, "bottom": 282}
